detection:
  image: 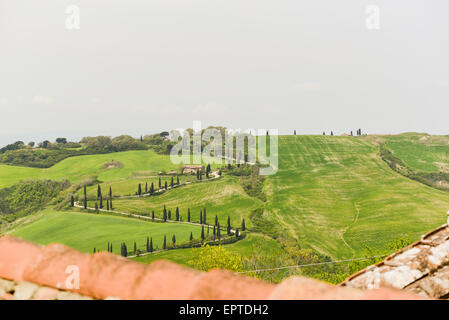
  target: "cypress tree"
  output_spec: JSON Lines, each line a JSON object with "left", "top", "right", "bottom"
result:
{"left": 168, "top": 209, "right": 171, "bottom": 220}
{"left": 242, "top": 218, "right": 246, "bottom": 231}
{"left": 172, "top": 235, "right": 176, "bottom": 247}
{"left": 201, "top": 226, "right": 205, "bottom": 241}
{"left": 99, "top": 194, "right": 103, "bottom": 209}
{"left": 176, "top": 207, "right": 179, "bottom": 221}
{"left": 138, "top": 183, "right": 142, "bottom": 195}
{"left": 145, "top": 182, "right": 148, "bottom": 193}
{"left": 83, "top": 185, "right": 87, "bottom": 209}
{"left": 294, "top": 130, "right": 296, "bottom": 135}
{"left": 106, "top": 199, "right": 110, "bottom": 211}
{"left": 70, "top": 195, "right": 74, "bottom": 207}
{"left": 171, "top": 177, "right": 174, "bottom": 187}
{"left": 213, "top": 225, "right": 216, "bottom": 240}
{"left": 203, "top": 208, "right": 207, "bottom": 224}
{"left": 146, "top": 237, "right": 150, "bottom": 252}
{"left": 109, "top": 186, "right": 112, "bottom": 200}
{"left": 159, "top": 177, "right": 161, "bottom": 190}
{"left": 93, "top": 248, "right": 96, "bottom": 254}
{"left": 95, "top": 202, "right": 99, "bottom": 212}
{"left": 152, "top": 210, "right": 155, "bottom": 221}
{"left": 177, "top": 176, "right": 180, "bottom": 185}
{"left": 110, "top": 243, "right": 113, "bottom": 253}
{"left": 107, "top": 243, "right": 110, "bottom": 252}
{"left": 215, "top": 215, "right": 218, "bottom": 227}
{"left": 124, "top": 243, "right": 127, "bottom": 257}
{"left": 110, "top": 198, "right": 113, "bottom": 210}
{"left": 227, "top": 216, "right": 231, "bottom": 235}
{"left": 163, "top": 235, "right": 167, "bottom": 249}
{"left": 149, "top": 238, "right": 153, "bottom": 252}
{"left": 163, "top": 205, "right": 167, "bottom": 222}
{"left": 97, "top": 185, "right": 102, "bottom": 200}
{"left": 187, "top": 208, "right": 191, "bottom": 222}
{"left": 134, "top": 241, "right": 137, "bottom": 255}
{"left": 217, "top": 223, "right": 221, "bottom": 240}
{"left": 165, "top": 181, "right": 168, "bottom": 190}
{"left": 189, "top": 232, "right": 193, "bottom": 241}
{"left": 200, "top": 210, "right": 203, "bottom": 224}
{"left": 150, "top": 182, "right": 154, "bottom": 194}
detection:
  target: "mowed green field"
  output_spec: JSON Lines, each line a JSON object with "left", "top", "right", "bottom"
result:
{"left": 12, "top": 210, "right": 202, "bottom": 255}
{"left": 132, "top": 233, "right": 283, "bottom": 266}
{"left": 109, "top": 176, "right": 262, "bottom": 228}
{"left": 384, "top": 133, "right": 449, "bottom": 173}
{"left": 264, "top": 135, "right": 449, "bottom": 259}
{"left": 80, "top": 175, "right": 199, "bottom": 198}
{"left": 0, "top": 150, "right": 178, "bottom": 188}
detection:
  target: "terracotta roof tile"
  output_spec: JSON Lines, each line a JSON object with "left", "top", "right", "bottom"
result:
{"left": 0, "top": 236, "right": 429, "bottom": 300}
{"left": 189, "top": 269, "right": 275, "bottom": 300}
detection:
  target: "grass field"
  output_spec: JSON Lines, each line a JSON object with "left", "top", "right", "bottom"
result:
{"left": 0, "top": 150, "right": 179, "bottom": 188}
{"left": 108, "top": 176, "right": 262, "bottom": 228}
{"left": 384, "top": 133, "right": 449, "bottom": 173}
{"left": 264, "top": 135, "right": 449, "bottom": 259}
{"left": 79, "top": 175, "right": 200, "bottom": 198}
{"left": 12, "top": 210, "right": 202, "bottom": 255}
{"left": 132, "top": 233, "right": 283, "bottom": 266}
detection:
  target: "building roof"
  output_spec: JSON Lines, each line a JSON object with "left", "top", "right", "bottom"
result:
{"left": 0, "top": 235, "right": 424, "bottom": 300}
{"left": 340, "top": 222, "right": 449, "bottom": 299}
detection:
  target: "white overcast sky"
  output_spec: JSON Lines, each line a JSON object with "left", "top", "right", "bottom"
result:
{"left": 0, "top": 0, "right": 448, "bottom": 145}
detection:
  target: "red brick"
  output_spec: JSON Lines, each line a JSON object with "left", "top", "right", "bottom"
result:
{"left": 269, "top": 276, "right": 364, "bottom": 300}
{"left": 132, "top": 260, "right": 202, "bottom": 300}
{"left": 0, "top": 236, "right": 42, "bottom": 281}
{"left": 189, "top": 269, "right": 275, "bottom": 300}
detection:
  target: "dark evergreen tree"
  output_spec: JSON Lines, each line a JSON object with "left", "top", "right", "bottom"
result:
{"left": 110, "top": 243, "right": 113, "bottom": 253}
{"left": 213, "top": 225, "right": 216, "bottom": 240}
{"left": 145, "top": 182, "right": 148, "bottom": 193}
{"left": 176, "top": 207, "right": 179, "bottom": 221}
{"left": 165, "top": 181, "right": 168, "bottom": 190}
{"left": 71, "top": 196, "right": 74, "bottom": 207}
{"left": 294, "top": 130, "right": 296, "bottom": 135}
{"left": 163, "top": 235, "right": 167, "bottom": 249}
{"left": 201, "top": 226, "right": 205, "bottom": 241}
{"left": 331, "top": 131, "right": 334, "bottom": 136}
{"left": 97, "top": 185, "right": 102, "bottom": 200}
{"left": 163, "top": 205, "right": 167, "bottom": 221}
{"left": 150, "top": 182, "right": 154, "bottom": 194}
{"left": 177, "top": 176, "right": 180, "bottom": 185}
{"left": 106, "top": 199, "right": 110, "bottom": 211}
{"left": 93, "top": 248, "right": 96, "bottom": 254}
{"left": 227, "top": 216, "right": 231, "bottom": 235}
{"left": 187, "top": 208, "right": 191, "bottom": 222}
{"left": 149, "top": 238, "right": 153, "bottom": 252}
{"left": 168, "top": 209, "right": 171, "bottom": 220}
{"left": 83, "top": 185, "right": 87, "bottom": 209}
{"left": 151, "top": 210, "right": 155, "bottom": 221}
{"left": 217, "top": 223, "right": 221, "bottom": 240}
{"left": 215, "top": 215, "right": 218, "bottom": 227}
{"left": 99, "top": 194, "right": 103, "bottom": 209}
{"left": 95, "top": 202, "right": 99, "bottom": 212}
{"left": 172, "top": 235, "right": 176, "bottom": 247}
{"left": 138, "top": 183, "right": 142, "bottom": 195}
{"left": 146, "top": 237, "right": 150, "bottom": 252}
{"left": 203, "top": 208, "right": 207, "bottom": 224}
{"left": 242, "top": 218, "right": 246, "bottom": 231}
{"left": 110, "top": 198, "right": 113, "bottom": 210}
{"left": 200, "top": 210, "right": 203, "bottom": 224}
{"left": 159, "top": 177, "right": 161, "bottom": 190}
{"left": 189, "top": 232, "right": 193, "bottom": 241}
{"left": 171, "top": 177, "right": 174, "bottom": 187}
{"left": 109, "top": 186, "right": 112, "bottom": 200}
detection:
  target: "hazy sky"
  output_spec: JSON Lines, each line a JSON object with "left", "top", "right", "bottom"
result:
{"left": 0, "top": 0, "right": 448, "bottom": 146}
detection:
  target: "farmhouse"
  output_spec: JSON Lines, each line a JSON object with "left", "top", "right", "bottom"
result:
{"left": 182, "top": 165, "right": 204, "bottom": 175}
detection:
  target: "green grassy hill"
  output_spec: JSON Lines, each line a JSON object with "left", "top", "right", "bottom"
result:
{"left": 0, "top": 150, "right": 177, "bottom": 188}
{"left": 109, "top": 176, "right": 262, "bottom": 228}
{"left": 12, "top": 210, "right": 202, "bottom": 255}
{"left": 264, "top": 135, "right": 449, "bottom": 259}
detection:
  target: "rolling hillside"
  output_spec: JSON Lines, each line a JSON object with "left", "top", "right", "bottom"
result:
{"left": 264, "top": 135, "right": 449, "bottom": 259}
{"left": 0, "top": 150, "right": 177, "bottom": 188}
{"left": 12, "top": 210, "right": 202, "bottom": 255}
